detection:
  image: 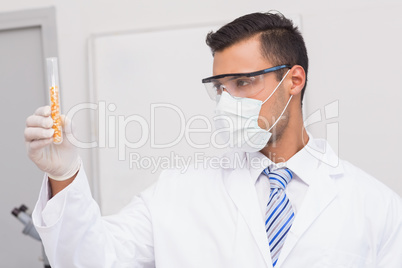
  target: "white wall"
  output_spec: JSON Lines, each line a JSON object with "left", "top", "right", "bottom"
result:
{"left": 1, "top": 0, "right": 401, "bottom": 208}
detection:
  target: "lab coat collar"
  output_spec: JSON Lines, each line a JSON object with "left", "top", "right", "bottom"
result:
{"left": 303, "top": 137, "right": 344, "bottom": 175}
{"left": 276, "top": 138, "right": 344, "bottom": 266}
{"left": 285, "top": 134, "right": 345, "bottom": 185}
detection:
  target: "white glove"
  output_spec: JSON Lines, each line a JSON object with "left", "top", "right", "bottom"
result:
{"left": 25, "top": 106, "right": 81, "bottom": 181}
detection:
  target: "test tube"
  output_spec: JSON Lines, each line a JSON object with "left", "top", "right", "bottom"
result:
{"left": 46, "top": 57, "right": 63, "bottom": 144}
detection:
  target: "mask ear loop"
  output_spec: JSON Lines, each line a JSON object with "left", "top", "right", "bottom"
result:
{"left": 267, "top": 95, "right": 293, "bottom": 132}
{"left": 262, "top": 69, "right": 291, "bottom": 105}
{"left": 260, "top": 68, "right": 293, "bottom": 131}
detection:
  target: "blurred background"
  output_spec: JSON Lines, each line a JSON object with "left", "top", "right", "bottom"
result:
{"left": 1, "top": 0, "right": 401, "bottom": 266}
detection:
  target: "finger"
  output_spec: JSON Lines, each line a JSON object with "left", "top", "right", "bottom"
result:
{"left": 34, "top": 106, "right": 51, "bottom": 117}
{"left": 24, "top": 127, "right": 54, "bottom": 142}
{"left": 28, "top": 137, "right": 53, "bottom": 151}
{"left": 26, "top": 114, "right": 53, "bottom": 128}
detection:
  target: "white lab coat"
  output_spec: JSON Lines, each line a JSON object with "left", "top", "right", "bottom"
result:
{"left": 33, "top": 138, "right": 402, "bottom": 268}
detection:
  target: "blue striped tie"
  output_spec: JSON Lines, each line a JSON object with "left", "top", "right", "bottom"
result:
{"left": 263, "top": 167, "right": 295, "bottom": 267}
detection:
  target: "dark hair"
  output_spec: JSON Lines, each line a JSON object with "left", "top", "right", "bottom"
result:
{"left": 206, "top": 12, "right": 308, "bottom": 105}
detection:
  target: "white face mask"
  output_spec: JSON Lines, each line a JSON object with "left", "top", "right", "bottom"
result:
{"left": 213, "top": 69, "right": 292, "bottom": 152}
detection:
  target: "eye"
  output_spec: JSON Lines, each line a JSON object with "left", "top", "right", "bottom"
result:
{"left": 237, "top": 80, "right": 250, "bottom": 87}
{"left": 235, "top": 77, "right": 255, "bottom": 87}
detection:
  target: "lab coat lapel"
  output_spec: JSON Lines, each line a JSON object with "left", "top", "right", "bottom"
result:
{"left": 277, "top": 164, "right": 339, "bottom": 266}
{"left": 223, "top": 165, "right": 273, "bottom": 268}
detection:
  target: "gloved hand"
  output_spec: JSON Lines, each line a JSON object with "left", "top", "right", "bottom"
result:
{"left": 25, "top": 106, "right": 81, "bottom": 181}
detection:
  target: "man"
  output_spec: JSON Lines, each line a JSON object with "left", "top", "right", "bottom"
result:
{"left": 25, "top": 12, "right": 401, "bottom": 267}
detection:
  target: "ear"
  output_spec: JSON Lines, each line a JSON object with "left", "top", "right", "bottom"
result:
{"left": 288, "top": 65, "right": 306, "bottom": 96}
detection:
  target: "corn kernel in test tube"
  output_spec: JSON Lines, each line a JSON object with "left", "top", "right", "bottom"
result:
{"left": 46, "top": 58, "right": 63, "bottom": 144}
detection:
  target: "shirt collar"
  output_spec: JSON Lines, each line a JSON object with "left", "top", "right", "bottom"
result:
{"left": 247, "top": 133, "right": 320, "bottom": 186}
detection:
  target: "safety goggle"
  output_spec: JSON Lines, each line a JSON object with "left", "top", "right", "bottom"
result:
{"left": 201, "top": 64, "right": 291, "bottom": 100}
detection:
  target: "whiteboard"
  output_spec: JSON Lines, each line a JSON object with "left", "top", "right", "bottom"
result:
{"left": 90, "top": 25, "right": 224, "bottom": 214}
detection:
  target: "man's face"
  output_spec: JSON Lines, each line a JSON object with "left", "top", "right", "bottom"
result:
{"left": 212, "top": 36, "right": 291, "bottom": 143}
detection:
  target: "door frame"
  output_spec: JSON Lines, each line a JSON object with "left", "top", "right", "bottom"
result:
{"left": 0, "top": 7, "right": 59, "bottom": 103}
{"left": 0, "top": 7, "right": 58, "bottom": 58}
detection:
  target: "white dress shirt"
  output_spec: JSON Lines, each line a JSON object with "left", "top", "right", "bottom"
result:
{"left": 251, "top": 137, "right": 315, "bottom": 218}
